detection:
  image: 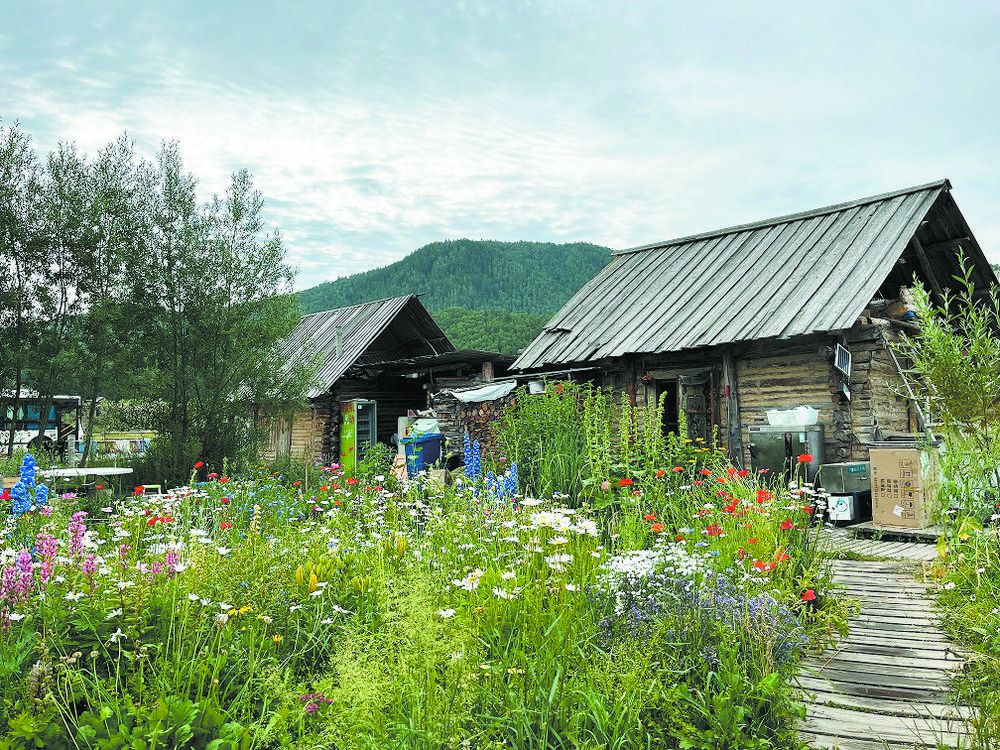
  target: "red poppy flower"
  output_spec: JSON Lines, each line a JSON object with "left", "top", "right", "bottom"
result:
{"left": 96, "top": 484, "right": 103, "bottom": 489}
{"left": 780, "top": 519, "right": 794, "bottom": 530}
{"left": 220, "top": 476, "right": 229, "bottom": 483}
{"left": 706, "top": 523, "right": 723, "bottom": 537}
{"left": 345, "top": 478, "right": 359, "bottom": 486}
{"left": 334, "top": 499, "right": 343, "bottom": 506}
{"left": 693, "top": 480, "right": 703, "bottom": 486}
{"left": 619, "top": 478, "right": 633, "bottom": 487}
{"left": 700, "top": 469, "right": 712, "bottom": 476}
{"left": 644, "top": 513, "right": 657, "bottom": 522}
{"left": 656, "top": 469, "right": 666, "bottom": 478}
{"left": 208, "top": 472, "right": 219, "bottom": 479}
{"left": 220, "top": 521, "right": 233, "bottom": 530}
{"left": 747, "top": 537, "right": 759, "bottom": 544}
{"left": 194, "top": 461, "right": 204, "bottom": 469}
{"left": 715, "top": 477, "right": 727, "bottom": 483}
{"left": 756, "top": 489, "right": 773, "bottom": 504}
{"left": 676, "top": 534, "right": 685, "bottom": 541}
{"left": 319, "top": 485, "right": 328, "bottom": 491}
{"left": 134, "top": 486, "right": 144, "bottom": 495}
{"left": 801, "top": 589, "right": 817, "bottom": 602}
{"left": 726, "top": 467, "right": 738, "bottom": 476}
{"left": 797, "top": 454, "right": 813, "bottom": 464}
{"left": 737, "top": 470, "right": 749, "bottom": 477}
{"left": 672, "top": 466, "right": 684, "bottom": 473}
{"left": 221, "top": 497, "right": 230, "bottom": 504}
{"left": 293, "top": 481, "right": 302, "bottom": 487}
{"left": 773, "top": 550, "right": 789, "bottom": 562}
{"left": 651, "top": 523, "right": 664, "bottom": 533}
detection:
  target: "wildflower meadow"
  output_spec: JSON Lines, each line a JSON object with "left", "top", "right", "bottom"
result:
{"left": 0, "top": 383, "right": 852, "bottom": 749}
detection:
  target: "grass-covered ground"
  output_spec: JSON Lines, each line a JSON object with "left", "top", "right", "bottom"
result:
{"left": 1, "top": 440, "right": 850, "bottom": 749}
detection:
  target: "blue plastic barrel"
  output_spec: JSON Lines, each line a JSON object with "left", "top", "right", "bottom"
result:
{"left": 401, "top": 434, "right": 444, "bottom": 477}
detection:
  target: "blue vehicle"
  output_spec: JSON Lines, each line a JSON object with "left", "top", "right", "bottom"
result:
{"left": 0, "top": 391, "right": 82, "bottom": 457}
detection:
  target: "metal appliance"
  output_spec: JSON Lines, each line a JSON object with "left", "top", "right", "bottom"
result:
{"left": 817, "top": 461, "right": 872, "bottom": 524}
{"left": 747, "top": 424, "right": 825, "bottom": 483}
{"left": 827, "top": 491, "right": 872, "bottom": 523}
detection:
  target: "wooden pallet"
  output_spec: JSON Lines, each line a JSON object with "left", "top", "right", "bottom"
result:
{"left": 796, "top": 559, "right": 972, "bottom": 749}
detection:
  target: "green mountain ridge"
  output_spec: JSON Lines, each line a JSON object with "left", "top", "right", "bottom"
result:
{"left": 297, "top": 239, "right": 613, "bottom": 354}
{"left": 298, "top": 239, "right": 612, "bottom": 316}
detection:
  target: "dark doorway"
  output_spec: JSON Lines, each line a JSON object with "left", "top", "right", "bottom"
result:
{"left": 656, "top": 378, "right": 680, "bottom": 436}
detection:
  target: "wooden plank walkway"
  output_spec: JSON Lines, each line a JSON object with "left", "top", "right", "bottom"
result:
{"left": 795, "top": 552, "right": 972, "bottom": 749}
{"left": 819, "top": 526, "right": 938, "bottom": 562}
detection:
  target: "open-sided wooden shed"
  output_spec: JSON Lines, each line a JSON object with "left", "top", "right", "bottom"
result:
{"left": 263, "top": 295, "right": 511, "bottom": 464}
{"left": 512, "top": 179, "right": 997, "bottom": 466}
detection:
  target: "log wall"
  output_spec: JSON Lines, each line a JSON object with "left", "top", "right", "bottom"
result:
{"left": 428, "top": 377, "right": 510, "bottom": 461}
{"left": 603, "top": 323, "right": 913, "bottom": 467}
{"left": 260, "top": 407, "right": 325, "bottom": 464}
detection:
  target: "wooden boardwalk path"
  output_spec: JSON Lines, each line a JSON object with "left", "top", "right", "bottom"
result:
{"left": 796, "top": 537, "right": 972, "bottom": 749}
{"left": 818, "top": 526, "right": 938, "bottom": 562}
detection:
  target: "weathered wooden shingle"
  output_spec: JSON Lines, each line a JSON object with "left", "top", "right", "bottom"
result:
{"left": 514, "top": 180, "right": 961, "bottom": 371}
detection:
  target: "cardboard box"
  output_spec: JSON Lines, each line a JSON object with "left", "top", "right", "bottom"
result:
{"left": 870, "top": 448, "right": 939, "bottom": 529}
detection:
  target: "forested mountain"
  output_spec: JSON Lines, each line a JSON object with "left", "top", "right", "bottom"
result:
{"left": 298, "top": 239, "right": 613, "bottom": 353}
{"left": 299, "top": 240, "right": 611, "bottom": 316}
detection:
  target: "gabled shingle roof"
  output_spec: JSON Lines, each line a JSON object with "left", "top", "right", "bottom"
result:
{"left": 281, "top": 295, "right": 454, "bottom": 398}
{"left": 514, "top": 179, "right": 981, "bottom": 371}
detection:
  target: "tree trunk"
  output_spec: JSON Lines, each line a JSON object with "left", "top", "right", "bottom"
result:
{"left": 6, "top": 369, "right": 22, "bottom": 458}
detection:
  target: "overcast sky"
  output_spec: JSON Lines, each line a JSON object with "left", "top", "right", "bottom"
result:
{"left": 3, "top": 0, "right": 999, "bottom": 290}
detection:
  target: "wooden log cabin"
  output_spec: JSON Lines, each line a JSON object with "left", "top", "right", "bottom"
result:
{"left": 512, "top": 180, "right": 997, "bottom": 467}
{"left": 261, "top": 294, "right": 511, "bottom": 464}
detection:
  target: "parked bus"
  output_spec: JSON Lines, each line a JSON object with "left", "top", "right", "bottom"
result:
{"left": 0, "top": 391, "right": 82, "bottom": 458}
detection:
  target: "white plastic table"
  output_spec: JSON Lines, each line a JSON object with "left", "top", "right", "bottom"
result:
{"left": 39, "top": 467, "right": 134, "bottom": 479}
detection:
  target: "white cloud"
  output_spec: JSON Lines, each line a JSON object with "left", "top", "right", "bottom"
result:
{"left": 3, "top": 0, "right": 999, "bottom": 292}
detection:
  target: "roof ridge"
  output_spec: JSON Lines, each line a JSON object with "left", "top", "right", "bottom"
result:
{"left": 301, "top": 293, "right": 417, "bottom": 319}
{"left": 614, "top": 179, "right": 951, "bottom": 256}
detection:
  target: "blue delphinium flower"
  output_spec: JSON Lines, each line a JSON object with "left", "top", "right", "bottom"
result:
{"left": 503, "top": 463, "right": 518, "bottom": 497}
{"left": 11, "top": 482, "right": 31, "bottom": 517}
{"left": 463, "top": 434, "right": 482, "bottom": 479}
{"left": 20, "top": 453, "right": 37, "bottom": 487}
{"left": 34, "top": 483, "right": 49, "bottom": 509}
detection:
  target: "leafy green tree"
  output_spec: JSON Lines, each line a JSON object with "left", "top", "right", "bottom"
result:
{"left": 75, "top": 135, "right": 156, "bottom": 465}
{"left": 135, "top": 144, "right": 315, "bottom": 483}
{"left": 29, "top": 141, "right": 98, "bottom": 450}
{"left": 895, "top": 261, "right": 1000, "bottom": 519}
{"left": 0, "top": 121, "right": 46, "bottom": 456}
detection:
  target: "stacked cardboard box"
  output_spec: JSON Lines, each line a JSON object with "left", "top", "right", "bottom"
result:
{"left": 870, "top": 447, "right": 939, "bottom": 529}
